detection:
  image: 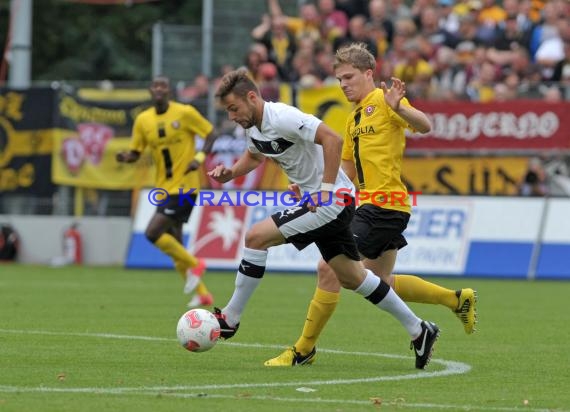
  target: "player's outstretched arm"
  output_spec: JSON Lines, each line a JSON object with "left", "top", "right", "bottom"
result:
{"left": 116, "top": 150, "right": 141, "bottom": 163}
{"left": 207, "top": 150, "right": 264, "bottom": 183}
{"left": 380, "top": 77, "right": 431, "bottom": 134}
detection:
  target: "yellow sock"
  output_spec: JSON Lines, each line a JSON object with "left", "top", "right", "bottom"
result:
{"left": 174, "top": 259, "right": 210, "bottom": 296}
{"left": 155, "top": 233, "right": 199, "bottom": 268}
{"left": 174, "top": 259, "right": 187, "bottom": 281}
{"left": 195, "top": 281, "right": 210, "bottom": 296}
{"left": 294, "top": 288, "right": 339, "bottom": 355}
{"left": 393, "top": 274, "right": 458, "bottom": 310}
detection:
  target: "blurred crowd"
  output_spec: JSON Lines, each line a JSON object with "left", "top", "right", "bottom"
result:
{"left": 181, "top": 0, "right": 570, "bottom": 103}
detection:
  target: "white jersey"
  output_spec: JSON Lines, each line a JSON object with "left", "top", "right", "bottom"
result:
{"left": 246, "top": 102, "right": 355, "bottom": 196}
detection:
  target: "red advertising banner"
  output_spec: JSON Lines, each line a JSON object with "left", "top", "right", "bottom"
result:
{"left": 408, "top": 101, "right": 570, "bottom": 150}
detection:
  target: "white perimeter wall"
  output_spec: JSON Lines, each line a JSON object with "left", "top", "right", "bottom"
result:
{"left": 0, "top": 215, "right": 131, "bottom": 266}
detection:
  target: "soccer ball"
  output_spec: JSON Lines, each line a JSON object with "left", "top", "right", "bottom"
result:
{"left": 176, "top": 309, "right": 221, "bottom": 352}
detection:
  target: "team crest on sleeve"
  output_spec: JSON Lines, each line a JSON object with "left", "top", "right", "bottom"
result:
{"left": 171, "top": 120, "right": 180, "bottom": 129}
{"left": 365, "top": 106, "right": 375, "bottom": 116}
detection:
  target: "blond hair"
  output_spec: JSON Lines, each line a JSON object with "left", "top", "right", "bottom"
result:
{"left": 333, "top": 43, "right": 376, "bottom": 72}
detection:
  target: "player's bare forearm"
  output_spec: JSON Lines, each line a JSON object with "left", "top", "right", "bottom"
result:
{"left": 201, "top": 131, "right": 218, "bottom": 155}
{"left": 231, "top": 151, "right": 264, "bottom": 177}
{"left": 315, "top": 124, "right": 342, "bottom": 185}
{"left": 184, "top": 160, "right": 201, "bottom": 174}
{"left": 207, "top": 151, "right": 264, "bottom": 183}
{"left": 395, "top": 105, "right": 432, "bottom": 134}
{"left": 116, "top": 150, "right": 141, "bottom": 163}
{"left": 341, "top": 159, "right": 357, "bottom": 182}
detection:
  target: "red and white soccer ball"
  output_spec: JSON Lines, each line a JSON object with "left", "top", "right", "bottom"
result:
{"left": 176, "top": 309, "right": 221, "bottom": 352}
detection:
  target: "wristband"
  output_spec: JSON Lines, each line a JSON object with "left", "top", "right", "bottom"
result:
{"left": 193, "top": 151, "right": 206, "bottom": 164}
{"left": 320, "top": 182, "right": 334, "bottom": 192}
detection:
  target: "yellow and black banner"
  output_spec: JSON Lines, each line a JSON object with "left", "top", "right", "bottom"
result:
{"left": 402, "top": 157, "right": 529, "bottom": 195}
{"left": 0, "top": 88, "right": 57, "bottom": 196}
{"left": 52, "top": 89, "right": 155, "bottom": 189}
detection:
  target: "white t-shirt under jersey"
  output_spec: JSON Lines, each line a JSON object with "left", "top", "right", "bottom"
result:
{"left": 246, "top": 101, "right": 354, "bottom": 196}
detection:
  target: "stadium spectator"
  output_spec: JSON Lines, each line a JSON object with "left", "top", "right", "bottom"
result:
{"left": 502, "top": 0, "right": 534, "bottom": 34}
{"left": 430, "top": 46, "right": 467, "bottom": 100}
{"left": 289, "top": 34, "right": 322, "bottom": 86}
{"left": 438, "top": 0, "right": 462, "bottom": 35}
{"left": 177, "top": 73, "right": 209, "bottom": 116}
{"left": 466, "top": 59, "right": 500, "bottom": 102}
{"left": 393, "top": 38, "right": 434, "bottom": 99}
{"left": 541, "top": 85, "right": 563, "bottom": 102}
{"left": 551, "top": 39, "right": 570, "bottom": 98}
{"left": 518, "top": 63, "right": 545, "bottom": 98}
{"left": 544, "top": 154, "right": 570, "bottom": 196}
{"left": 493, "top": 81, "right": 518, "bottom": 101}
{"left": 335, "top": 0, "right": 369, "bottom": 19}
{"left": 387, "top": 0, "right": 413, "bottom": 21}
{"left": 382, "top": 18, "right": 418, "bottom": 80}
{"left": 314, "top": 48, "right": 338, "bottom": 85}
{"left": 333, "top": 14, "right": 378, "bottom": 57}
{"left": 317, "top": 0, "right": 349, "bottom": 44}
{"left": 519, "top": 157, "right": 548, "bottom": 196}
{"left": 257, "top": 62, "right": 280, "bottom": 102}
{"left": 250, "top": 14, "right": 297, "bottom": 81}
{"left": 410, "top": 0, "right": 434, "bottom": 25}
{"left": 367, "top": 0, "right": 395, "bottom": 46}
{"left": 242, "top": 43, "right": 270, "bottom": 84}
{"left": 418, "top": 5, "right": 461, "bottom": 53}
{"left": 493, "top": 13, "right": 533, "bottom": 51}
{"left": 267, "top": 0, "right": 322, "bottom": 44}
{"left": 456, "top": 13, "right": 490, "bottom": 47}
{"left": 116, "top": 76, "right": 215, "bottom": 308}
{"left": 478, "top": 0, "right": 507, "bottom": 26}
{"left": 528, "top": 1, "right": 562, "bottom": 60}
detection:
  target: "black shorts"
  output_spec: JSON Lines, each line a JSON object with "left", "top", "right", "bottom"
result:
{"left": 156, "top": 194, "right": 197, "bottom": 223}
{"left": 351, "top": 204, "right": 410, "bottom": 259}
{"left": 271, "top": 201, "right": 360, "bottom": 262}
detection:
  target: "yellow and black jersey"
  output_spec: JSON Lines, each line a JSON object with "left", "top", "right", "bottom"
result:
{"left": 342, "top": 88, "right": 413, "bottom": 214}
{"left": 130, "top": 101, "right": 213, "bottom": 194}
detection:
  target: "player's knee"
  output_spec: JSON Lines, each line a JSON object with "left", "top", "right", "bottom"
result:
{"left": 145, "top": 228, "right": 161, "bottom": 243}
{"left": 244, "top": 224, "right": 281, "bottom": 249}
{"left": 317, "top": 259, "right": 334, "bottom": 278}
{"left": 244, "top": 227, "right": 266, "bottom": 249}
{"left": 338, "top": 277, "right": 359, "bottom": 290}
{"left": 317, "top": 260, "right": 341, "bottom": 291}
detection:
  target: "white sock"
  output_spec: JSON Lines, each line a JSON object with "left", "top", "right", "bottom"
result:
{"left": 355, "top": 270, "right": 422, "bottom": 338}
{"left": 378, "top": 288, "right": 422, "bottom": 338}
{"left": 223, "top": 247, "right": 268, "bottom": 326}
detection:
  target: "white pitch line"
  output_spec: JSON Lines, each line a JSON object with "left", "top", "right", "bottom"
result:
{"left": 0, "top": 329, "right": 466, "bottom": 391}
{"left": 0, "top": 387, "right": 561, "bottom": 412}
{"left": 0, "top": 329, "right": 565, "bottom": 412}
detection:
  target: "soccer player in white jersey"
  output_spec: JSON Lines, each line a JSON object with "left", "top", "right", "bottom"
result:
{"left": 207, "top": 69, "right": 439, "bottom": 369}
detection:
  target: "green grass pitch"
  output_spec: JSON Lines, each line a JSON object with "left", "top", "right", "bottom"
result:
{"left": 1, "top": 264, "right": 569, "bottom": 412}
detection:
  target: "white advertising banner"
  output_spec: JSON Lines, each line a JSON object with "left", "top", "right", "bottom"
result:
{"left": 395, "top": 199, "right": 473, "bottom": 275}
{"left": 128, "top": 190, "right": 567, "bottom": 279}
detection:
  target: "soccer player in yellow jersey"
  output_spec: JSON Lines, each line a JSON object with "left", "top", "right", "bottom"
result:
{"left": 265, "top": 43, "right": 477, "bottom": 367}
{"left": 116, "top": 76, "right": 217, "bottom": 308}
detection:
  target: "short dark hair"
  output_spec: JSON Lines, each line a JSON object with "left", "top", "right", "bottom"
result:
{"left": 152, "top": 75, "right": 170, "bottom": 85}
{"left": 216, "top": 69, "right": 259, "bottom": 100}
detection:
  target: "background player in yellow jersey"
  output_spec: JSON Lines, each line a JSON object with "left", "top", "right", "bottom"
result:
{"left": 266, "top": 43, "right": 477, "bottom": 367}
{"left": 116, "top": 76, "right": 217, "bottom": 308}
